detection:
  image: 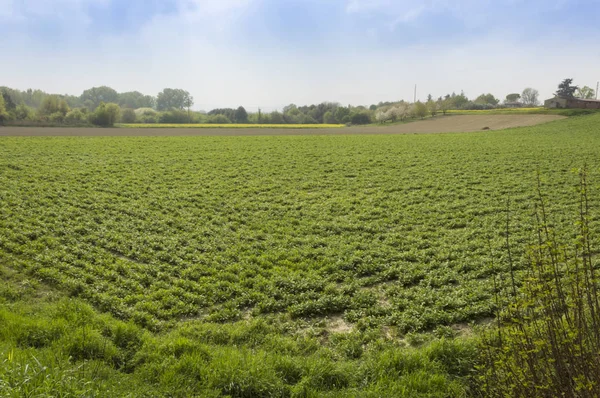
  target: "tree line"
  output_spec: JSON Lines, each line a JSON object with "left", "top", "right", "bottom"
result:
{"left": 0, "top": 81, "right": 591, "bottom": 127}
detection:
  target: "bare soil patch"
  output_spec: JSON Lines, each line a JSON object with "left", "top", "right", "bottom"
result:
{"left": 0, "top": 115, "right": 565, "bottom": 136}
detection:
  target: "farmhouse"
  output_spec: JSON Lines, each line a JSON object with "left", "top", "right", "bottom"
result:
{"left": 544, "top": 97, "right": 600, "bottom": 109}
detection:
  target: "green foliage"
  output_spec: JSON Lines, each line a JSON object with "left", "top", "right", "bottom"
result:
{"left": 81, "top": 86, "right": 119, "bottom": 110}
{"left": 158, "top": 109, "right": 189, "bottom": 124}
{"left": 555, "top": 78, "right": 578, "bottom": 99}
{"left": 118, "top": 91, "right": 156, "bottom": 109}
{"left": 413, "top": 101, "right": 428, "bottom": 119}
{"left": 120, "top": 108, "right": 137, "bottom": 123}
{"left": 156, "top": 88, "right": 193, "bottom": 111}
{"left": 89, "top": 102, "right": 121, "bottom": 126}
{"left": 478, "top": 170, "right": 600, "bottom": 397}
{"left": 349, "top": 111, "right": 371, "bottom": 125}
{"left": 0, "top": 93, "right": 7, "bottom": 122}
{"left": 206, "top": 114, "right": 231, "bottom": 123}
{"left": 14, "top": 103, "right": 34, "bottom": 120}
{"left": 474, "top": 93, "right": 499, "bottom": 106}
{"left": 323, "top": 111, "right": 337, "bottom": 124}
{"left": 234, "top": 106, "right": 249, "bottom": 123}
{"left": 38, "top": 95, "right": 70, "bottom": 117}
{"left": 136, "top": 108, "right": 159, "bottom": 123}
{"left": 505, "top": 93, "right": 521, "bottom": 102}
{"left": 65, "top": 108, "right": 88, "bottom": 125}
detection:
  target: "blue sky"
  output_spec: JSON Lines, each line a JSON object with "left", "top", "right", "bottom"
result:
{"left": 2, "top": 0, "right": 599, "bottom": 110}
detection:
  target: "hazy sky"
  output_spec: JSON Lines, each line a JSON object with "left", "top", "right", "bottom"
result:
{"left": 2, "top": 0, "right": 599, "bottom": 111}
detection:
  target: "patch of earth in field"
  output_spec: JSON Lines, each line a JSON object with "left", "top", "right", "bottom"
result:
{"left": 327, "top": 316, "right": 353, "bottom": 334}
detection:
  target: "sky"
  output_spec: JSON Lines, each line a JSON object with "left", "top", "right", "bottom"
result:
{"left": 1, "top": 0, "right": 600, "bottom": 111}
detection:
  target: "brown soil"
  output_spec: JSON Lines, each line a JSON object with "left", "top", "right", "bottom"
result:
{"left": 0, "top": 115, "right": 565, "bottom": 136}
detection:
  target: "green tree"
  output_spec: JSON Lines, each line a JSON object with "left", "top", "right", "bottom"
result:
{"left": 474, "top": 93, "right": 499, "bottom": 106}
{"left": 413, "top": 101, "right": 428, "bottom": 119}
{"left": 555, "top": 79, "right": 577, "bottom": 99}
{"left": 323, "top": 111, "right": 337, "bottom": 124}
{"left": 427, "top": 99, "right": 438, "bottom": 116}
{"left": 206, "top": 114, "right": 231, "bottom": 124}
{"left": 0, "top": 93, "right": 7, "bottom": 122}
{"left": 576, "top": 86, "right": 596, "bottom": 99}
{"left": 334, "top": 106, "right": 351, "bottom": 123}
{"left": 1, "top": 90, "right": 16, "bottom": 111}
{"left": 156, "top": 88, "right": 193, "bottom": 111}
{"left": 120, "top": 108, "right": 137, "bottom": 123}
{"left": 118, "top": 91, "right": 156, "bottom": 109}
{"left": 269, "top": 111, "right": 284, "bottom": 124}
{"left": 65, "top": 109, "right": 87, "bottom": 124}
{"left": 89, "top": 102, "right": 120, "bottom": 126}
{"left": 505, "top": 93, "right": 521, "bottom": 102}
{"left": 234, "top": 106, "right": 248, "bottom": 123}
{"left": 448, "top": 92, "right": 469, "bottom": 109}
{"left": 14, "top": 103, "right": 33, "bottom": 120}
{"left": 349, "top": 111, "right": 371, "bottom": 125}
{"left": 39, "top": 96, "right": 70, "bottom": 117}
{"left": 438, "top": 97, "right": 450, "bottom": 115}
{"left": 80, "top": 86, "right": 119, "bottom": 110}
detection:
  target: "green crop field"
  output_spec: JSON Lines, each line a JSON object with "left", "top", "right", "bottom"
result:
{"left": 2, "top": 114, "right": 600, "bottom": 397}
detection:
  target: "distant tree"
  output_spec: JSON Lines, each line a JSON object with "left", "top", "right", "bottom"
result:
{"left": 396, "top": 103, "right": 411, "bottom": 120}
{"left": 522, "top": 88, "right": 540, "bottom": 105}
{"left": 269, "top": 111, "right": 284, "bottom": 124}
{"left": 1, "top": 90, "right": 16, "bottom": 111}
{"left": 438, "top": 97, "right": 450, "bottom": 115}
{"left": 183, "top": 95, "right": 194, "bottom": 123}
{"left": 14, "top": 103, "right": 33, "bottom": 120}
{"left": 350, "top": 111, "right": 371, "bottom": 125}
{"left": 413, "top": 101, "right": 428, "bottom": 119}
{"left": 156, "top": 88, "right": 192, "bottom": 111}
{"left": 323, "top": 111, "right": 337, "bottom": 124}
{"left": 118, "top": 91, "right": 156, "bottom": 109}
{"left": 80, "top": 86, "right": 119, "bottom": 110}
{"left": 120, "top": 108, "right": 137, "bottom": 123}
{"left": 369, "top": 104, "right": 377, "bottom": 111}
{"left": 159, "top": 110, "right": 189, "bottom": 124}
{"left": 65, "top": 109, "right": 87, "bottom": 124}
{"left": 89, "top": 102, "right": 120, "bottom": 126}
{"left": 39, "top": 95, "right": 70, "bottom": 116}
{"left": 474, "top": 93, "right": 499, "bottom": 106}
{"left": 505, "top": 93, "right": 521, "bottom": 103}
{"left": 206, "top": 114, "right": 231, "bottom": 124}
{"left": 136, "top": 108, "right": 158, "bottom": 123}
{"left": 375, "top": 109, "right": 389, "bottom": 124}
{"left": 555, "top": 79, "right": 577, "bottom": 99}
{"left": 334, "top": 106, "right": 351, "bottom": 123}
{"left": 234, "top": 106, "right": 248, "bottom": 123}
{"left": 0, "top": 94, "right": 7, "bottom": 122}
{"left": 427, "top": 98, "right": 438, "bottom": 116}
{"left": 576, "top": 86, "right": 596, "bottom": 99}
{"left": 208, "top": 108, "right": 236, "bottom": 121}
{"left": 449, "top": 91, "right": 469, "bottom": 109}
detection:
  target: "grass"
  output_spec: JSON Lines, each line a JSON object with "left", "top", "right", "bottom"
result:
{"left": 117, "top": 123, "right": 346, "bottom": 129}
{"left": 446, "top": 107, "right": 600, "bottom": 116}
{"left": 1, "top": 113, "right": 600, "bottom": 395}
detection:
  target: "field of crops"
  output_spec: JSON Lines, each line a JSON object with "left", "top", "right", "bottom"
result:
{"left": 118, "top": 123, "right": 345, "bottom": 129}
{"left": 2, "top": 114, "right": 600, "bottom": 396}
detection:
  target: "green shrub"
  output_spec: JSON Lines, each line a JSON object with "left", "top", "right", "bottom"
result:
{"left": 89, "top": 102, "right": 121, "bottom": 126}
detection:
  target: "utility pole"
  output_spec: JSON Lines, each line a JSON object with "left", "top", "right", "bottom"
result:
{"left": 596, "top": 81, "right": 599, "bottom": 100}
{"left": 414, "top": 84, "right": 417, "bottom": 103}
